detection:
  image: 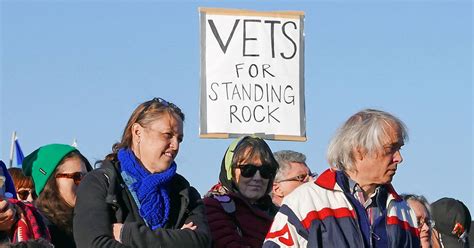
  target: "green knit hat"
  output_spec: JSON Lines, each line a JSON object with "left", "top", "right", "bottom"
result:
{"left": 22, "top": 144, "right": 77, "bottom": 195}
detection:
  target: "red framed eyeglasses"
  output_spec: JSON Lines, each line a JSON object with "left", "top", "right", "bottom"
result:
{"left": 55, "top": 172, "right": 85, "bottom": 185}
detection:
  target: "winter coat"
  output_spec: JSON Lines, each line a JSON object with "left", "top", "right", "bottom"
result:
{"left": 204, "top": 189, "right": 276, "bottom": 248}
{"left": 73, "top": 160, "right": 211, "bottom": 248}
{"left": 48, "top": 221, "right": 75, "bottom": 248}
{"left": 264, "top": 169, "right": 420, "bottom": 248}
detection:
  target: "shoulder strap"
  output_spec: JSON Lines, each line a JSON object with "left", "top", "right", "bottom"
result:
{"left": 210, "top": 193, "right": 244, "bottom": 237}
{"left": 210, "top": 194, "right": 236, "bottom": 214}
{"left": 99, "top": 161, "right": 124, "bottom": 222}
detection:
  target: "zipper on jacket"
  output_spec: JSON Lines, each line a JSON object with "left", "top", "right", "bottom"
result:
{"left": 370, "top": 225, "right": 381, "bottom": 248}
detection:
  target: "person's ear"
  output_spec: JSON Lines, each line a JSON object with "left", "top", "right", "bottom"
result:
{"left": 131, "top": 123, "right": 144, "bottom": 143}
{"left": 272, "top": 182, "right": 284, "bottom": 197}
{"left": 354, "top": 147, "right": 365, "bottom": 161}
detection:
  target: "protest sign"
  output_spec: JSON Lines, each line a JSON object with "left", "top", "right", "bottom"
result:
{"left": 200, "top": 8, "right": 305, "bottom": 141}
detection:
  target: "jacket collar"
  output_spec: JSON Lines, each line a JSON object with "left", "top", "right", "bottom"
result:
{"left": 315, "top": 168, "right": 402, "bottom": 202}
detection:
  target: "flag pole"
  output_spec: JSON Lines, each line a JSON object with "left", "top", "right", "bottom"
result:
{"left": 9, "top": 131, "right": 16, "bottom": 168}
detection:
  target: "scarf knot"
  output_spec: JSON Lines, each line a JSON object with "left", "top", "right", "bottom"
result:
{"left": 118, "top": 148, "right": 176, "bottom": 230}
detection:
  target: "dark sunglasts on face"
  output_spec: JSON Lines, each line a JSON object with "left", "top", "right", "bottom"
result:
{"left": 235, "top": 164, "right": 275, "bottom": 179}
{"left": 55, "top": 172, "right": 85, "bottom": 185}
{"left": 17, "top": 189, "right": 37, "bottom": 201}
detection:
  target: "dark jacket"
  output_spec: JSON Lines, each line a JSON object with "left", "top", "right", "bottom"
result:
{"left": 73, "top": 160, "right": 211, "bottom": 248}
{"left": 48, "top": 222, "right": 75, "bottom": 248}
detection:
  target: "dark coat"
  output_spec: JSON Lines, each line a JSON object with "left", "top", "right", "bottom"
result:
{"left": 48, "top": 222, "right": 75, "bottom": 248}
{"left": 73, "top": 160, "right": 211, "bottom": 248}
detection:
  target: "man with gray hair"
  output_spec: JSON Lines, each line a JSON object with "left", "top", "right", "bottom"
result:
{"left": 271, "top": 150, "right": 316, "bottom": 207}
{"left": 264, "top": 109, "right": 420, "bottom": 247}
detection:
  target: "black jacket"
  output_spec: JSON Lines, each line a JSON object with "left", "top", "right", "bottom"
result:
{"left": 73, "top": 160, "right": 211, "bottom": 248}
{"left": 48, "top": 222, "right": 75, "bottom": 248}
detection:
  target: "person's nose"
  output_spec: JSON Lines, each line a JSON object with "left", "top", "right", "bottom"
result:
{"left": 27, "top": 193, "right": 34, "bottom": 202}
{"left": 253, "top": 170, "right": 263, "bottom": 181}
{"left": 394, "top": 150, "right": 403, "bottom": 164}
{"left": 421, "top": 221, "right": 430, "bottom": 233}
{"left": 170, "top": 137, "right": 180, "bottom": 151}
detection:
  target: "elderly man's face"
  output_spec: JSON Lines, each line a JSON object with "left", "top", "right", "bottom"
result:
{"left": 354, "top": 125, "right": 404, "bottom": 185}
{"left": 277, "top": 162, "right": 311, "bottom": 196}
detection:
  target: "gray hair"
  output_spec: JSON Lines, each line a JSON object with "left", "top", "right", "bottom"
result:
{"left": 327, "top": 109, "right": 408, "bottom": 172}
{"left": 401, "top": 194, "right": 431, "bottom": 217}
{"left": 273, "top": 150, "right": 307, "bottom": 182}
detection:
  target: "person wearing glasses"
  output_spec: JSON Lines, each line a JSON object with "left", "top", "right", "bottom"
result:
{"left": 401, "top": 194, "right": 433, "bottom": 248}
{"left": 22, "top": 144, "right": 92, "bottom": 247}
{"left": 264, "top": 109, "right": 420, "bottom": 247}
{"left": 7, "top": 168, "right": 36, "bottom": 203}
{"left": 203, "top": 136, "right": 279, "bottom": 248}
{"left": 271, "top": 150, "right": 317, "bottom": 207}
{"left": 73, "top": 98, "right": 211, "bottom": 248}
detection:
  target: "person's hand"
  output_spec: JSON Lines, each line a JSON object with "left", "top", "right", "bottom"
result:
{"left": 0, "top": 199, "right": 17, "bottom": 231}
{"left": 180, "top": 221, "right": 197, "bottom": 231}
{"left": 112, "top": 223, "right": 123, "bottom": 243}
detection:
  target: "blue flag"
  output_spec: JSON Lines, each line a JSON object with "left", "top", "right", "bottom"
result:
{"left": 14, "top": 139, "right": 24, "bottom": 166}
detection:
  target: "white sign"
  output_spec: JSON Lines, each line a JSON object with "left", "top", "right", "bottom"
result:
{"left": 199, "top": 8, "right": 306, "bottom": 141}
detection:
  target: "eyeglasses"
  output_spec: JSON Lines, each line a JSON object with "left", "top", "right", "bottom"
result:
{"left": 144, "top": 97, "right": 182, "bottom": 114}
{"left": 418, "top": 217, "right": 435, "bottom": 230}
{"left": 138, "top": 97, "right": 184, "bottom": 122}
{"left": 151, "top": 97, "right": 177, "bottom": 108}
{"left": 55, "top": 172, "right": 85, "bottom": 185}
{"left": 276, "top": 172, "right": 317, "bottom": 183}
{"left": 17, "top": 188, "right": 37, "bottom": 201}
{"left": 235, "top": 164, "right": 275, "bottom": 179}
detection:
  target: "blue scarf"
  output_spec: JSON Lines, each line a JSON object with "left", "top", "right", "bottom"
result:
{"left": 118, "top": 148, "right": 176, "bottom": 230}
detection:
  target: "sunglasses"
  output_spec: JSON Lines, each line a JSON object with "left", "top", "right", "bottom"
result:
{"left": 55, "top": 172, "right": 85, "bottom": 185}
{"left": 235, "top": 164, "right": 274, "bottom": 179}
{"left": 141, "top": 97, "right": 183, "bottom": 116}
{"left": 17, "top": 188, "right": 37, "bottom": 201}
{"left": 276, "top": 172, "right": 317, "bottom": 183}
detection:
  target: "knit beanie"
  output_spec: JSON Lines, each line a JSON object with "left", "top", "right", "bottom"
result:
{"left": 22, "top": 144, "right": 77, "bottom": 195}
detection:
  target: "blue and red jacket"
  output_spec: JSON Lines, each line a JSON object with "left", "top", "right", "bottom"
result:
{"left": 263, "top": 169, "right": 420, "bottom": 248}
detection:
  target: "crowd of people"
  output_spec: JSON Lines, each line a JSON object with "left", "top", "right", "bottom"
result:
{"left": 0, "top": 98, "right": 471, "bottom": 248}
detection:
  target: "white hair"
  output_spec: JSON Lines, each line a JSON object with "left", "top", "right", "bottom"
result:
{"left": 273, "top": 150, "right": 307, "bottom": 182}
{"left": 327, "top": 109, "right": 408, "bottom": 172}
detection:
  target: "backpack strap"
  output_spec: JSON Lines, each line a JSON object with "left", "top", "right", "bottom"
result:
{"left": 99, "top": 161, "right": 124, "bottom": 223}
{"left": 210, "top": 193, "right": 243, "bottom": 237}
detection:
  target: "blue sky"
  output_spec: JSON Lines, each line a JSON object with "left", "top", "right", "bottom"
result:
{"left": 1, "top": 1, "right": 472, "bottom": 210}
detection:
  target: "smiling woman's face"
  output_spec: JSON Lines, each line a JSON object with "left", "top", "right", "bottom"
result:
{"left": 234, "top": 151, "right": 270, "bottom": 204}
{"left": 133, "top": 112, "right": 183, "bottom": 173}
